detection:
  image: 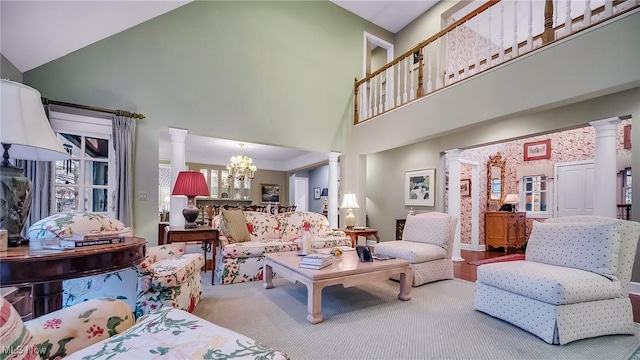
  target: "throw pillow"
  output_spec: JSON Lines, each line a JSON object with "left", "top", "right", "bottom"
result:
{"left": 525, "top": 221, "right": 621, "bottom": 279}
{"left": 27, "top": 211, "right": 131, "bottom": 239}
{"left": 220, "top": 209, "right": 250, "bottom": 243}
{"left": 0, "top": 296, "right": 40, "bottom": 358}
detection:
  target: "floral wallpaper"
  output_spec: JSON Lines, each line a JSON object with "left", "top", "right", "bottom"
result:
{"left": 451, "top": 120, "right": 631, "bottom": 246}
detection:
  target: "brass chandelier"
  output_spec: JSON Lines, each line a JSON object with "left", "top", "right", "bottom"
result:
{"left": 226, "top": 143, "right": 257, "bottom": 181}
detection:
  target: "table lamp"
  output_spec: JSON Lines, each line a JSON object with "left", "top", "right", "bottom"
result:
{"left": 320, "top": 188, "right": 328, "bottom": 215}
{"left": 503, "top": 193, "right": 520, "bottom": 212}
{"left": 172, "top": 171, "right": 210, "bottom": 228}
{"left": 340, "top": 193, "right": 360, "bottom": 229}
{"left": 1, "top": 79, "right": 69, "bottom": 246}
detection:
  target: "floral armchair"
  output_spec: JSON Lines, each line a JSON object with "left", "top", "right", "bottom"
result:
{"left": 0, "top": 296, "right": 288, "bottom": 359}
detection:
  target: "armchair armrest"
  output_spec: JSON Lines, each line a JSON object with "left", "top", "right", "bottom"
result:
{"left": 134, "top": 244, "right": 185, "bottom": 274}
{"left": 25, "top": 298, "right": 134, "bottom": 359}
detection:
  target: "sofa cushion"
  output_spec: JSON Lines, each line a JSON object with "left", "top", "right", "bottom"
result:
{"left": 0, "top": 295, "right": 41, "bottom": 359}
{"left": 66, "top": 306, "right": 288, "bottom": 360}
{"left": 401, "top": 212, "right": 453, "bottom": 248}
{"left": 526, "top": 221, "right": 621, "bottom": 279}
{"left": 477, "top": 260, "right": 624, "bottom": 305}
{"left": 277, "top": 211, "right": 330, "bottom": 241}
{"left": 220, "top": 241, "right": 298, "bottom": 258}
{"left": 243, "top": 211, "right": 279, "bottom": 241}
{"left": 374, "top": 241, "right": 446, "bottom": 263}
{"left": 220, "top": 209, "right": 250, "bottom": 243}
{"left": 27, "top": 211, "right": 131, "bottom": 239}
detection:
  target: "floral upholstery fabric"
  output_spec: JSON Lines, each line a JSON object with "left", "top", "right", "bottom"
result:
{"left": 526, "top": 221, "right": 621, "bottom": 279}
{"left": 134, "top": 244, "right": 204, "bottom": 318}
{"left": 474, "top": 216, "right": 640, "bottom": 344}
{"left": 277, "top": 211, "right": 330, "bottom": 240}
{"left": 374, "top": 212, "right": 457, "bottom": 287}
{"left": 214, "top": 211, "right": 350, "bottom": 284}
{"left": 26, "top": 211, "right": 131, "bottom": 239}
{"left": 2, "top": 296, "right": 287, "bottom": 360}
{"left": 0, "top": 296, "right": 40, "bottom": 360}
{"left": 26, "top": 298, "right": 134, "bottom": 359}
{"left": 67, "top": 306, "right": 288, "bottom": 360}
{"left": 63, "top": 269, "right": 138, "bottom": 311}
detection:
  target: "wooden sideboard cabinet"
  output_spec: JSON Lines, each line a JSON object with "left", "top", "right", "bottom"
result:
{"left": 485, "top": 212, "right": 526, "bottom": 253}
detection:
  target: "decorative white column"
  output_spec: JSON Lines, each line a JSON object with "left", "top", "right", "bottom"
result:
{"left": 446, "top": 149, "right": 464, "bottom": 262}
{"left": 327, "top": 152, "right": 340, "bottom": 229}
{"left": 590, "top": 118, "right": 620, "bottom": 218}
{"left": 169, "top": 128, "right": 188, "bottom": 228}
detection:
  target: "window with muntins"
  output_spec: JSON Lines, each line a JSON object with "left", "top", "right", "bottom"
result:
{"left": 520, "top": 175, "right": 553, "bottom": 217}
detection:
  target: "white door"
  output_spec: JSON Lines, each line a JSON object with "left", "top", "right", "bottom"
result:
{"left": 556, "top": 161, "right": 594, "bottom": 217}
{"left": 295, "top": 177, "right": 309, "bottom": 212}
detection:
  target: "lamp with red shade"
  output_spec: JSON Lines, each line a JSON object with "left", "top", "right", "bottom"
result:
{"left": 172, "top": 171, "right": 210, "bottom": 229}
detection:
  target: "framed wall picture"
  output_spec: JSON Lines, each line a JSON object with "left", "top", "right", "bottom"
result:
{"left": 260, "top": 184, "right": 280, "bottom": 204}
{"left": 313, "top": 187, "right": 321, "bottom": 200}
{"left": 404, "top": 169, "right": 435, "bottom": 206}
{"left": 523, "top": 139, "right": 551, "bottom": 161}
{"left": 460, "top": 179, "right": 471, "bottom": 197}
{"left": 624, "top": 124, "right": 632, "bottom": 149}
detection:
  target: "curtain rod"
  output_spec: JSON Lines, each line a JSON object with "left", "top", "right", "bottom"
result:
{"left": 44, "top": 99, "right": 145, "bottom": 120}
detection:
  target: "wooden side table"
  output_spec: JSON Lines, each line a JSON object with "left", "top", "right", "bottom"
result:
{"left": 164, "top": 227, "right": 219, "bottom": 284}
{"left": 334, "top": 228, "right": 380, "bottom": 248}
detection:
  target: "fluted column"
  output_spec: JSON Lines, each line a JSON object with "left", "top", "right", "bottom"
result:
{"left": 445, "top": 149, "right": 464, "bottom": 262}
{"left": 169, "top": 128, "right": 188, "bottom": 228}
{"left": 590, "top": 118, "right": 620, "bottom": 218}
{"left": 327, "top": 152, "right": 340, "bottom": 229}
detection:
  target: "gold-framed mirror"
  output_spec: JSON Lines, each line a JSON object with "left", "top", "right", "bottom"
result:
{"left": 487, "top": 153, "right": 506, "bottom": 208}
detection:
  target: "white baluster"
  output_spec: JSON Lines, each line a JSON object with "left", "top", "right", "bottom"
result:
{"left": 368, "top": 79, "right": 373, "bottom": 118}
{"left": 554, "top": 0, "right": 559, "bottom": 38}
{"left": 410, "top": 57, "right": 415, "bottom": 100}
{"left": 565, "top": 0, "right": 572, "bottom": 37}
{"left": 604, "top": 0, "right": 612, "bottom": 18}
{"left": 403, "top": 57, "right": 408, "bottom": 103}
{"left": 359, "top": 83, "right": 366, "bottom": 120}
{"left": 499, "top": 1, "right": 504, "bottom": 63}
{"left": 527, "top": 0, "right": 533, "bottom": 52}
{"left": 373, "top": 75, "right": 378, "bottom": 116}
{"left": 427, "top": 46, "right": 433, "bottom": 93}
{"left": 378, "top": 73, "right": 387, "bottom": 113}
{"left": 583, "top": 0, "right": 591, "bottom": 27}
{"left": 396, "top": 62, "right": 401, "bottom": 106}
{"left": 512, "top": 1, "right": 518, "bottom": 58}
{"left": 474, "top": 17, "right": 480, "bottom": 74}
{"left": 386, "top": 67, "right": 393, "bottom": 110}
{"left": 436, "top": 38, "right": 443, "bottom": 89}
{"left": 487, "top": 6, "right": 492, "bottom": 68}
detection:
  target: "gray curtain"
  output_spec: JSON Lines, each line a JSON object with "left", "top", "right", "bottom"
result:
{"left": 112, "top": 112, "right": 136, "bottom": 227}
{"left": 20, "top": 101, "right": 53, "bottom": 236}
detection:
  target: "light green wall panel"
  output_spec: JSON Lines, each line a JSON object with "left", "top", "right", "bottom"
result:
{"left": 22, "top": 1, "right": 388, "bottom": 244}
{"left": 1, "top": 53, "right": 23, "bottom": 82}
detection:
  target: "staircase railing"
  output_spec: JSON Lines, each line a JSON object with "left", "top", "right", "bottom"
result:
{"left": 354, "top": 0, "right": 638, "bottom": 125}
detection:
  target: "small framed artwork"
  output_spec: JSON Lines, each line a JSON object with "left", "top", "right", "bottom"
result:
{"left": 460, "top": 179, "right": 471, "bottom": 197}
{"left": 260, "top": 184, "right": 280, "bottom": 204}
{"left": 404, "top": 169, "right": 435, "bottom": 207}
{"left": 624, "top": 124, "right": 631, "bottom": 149}
{"left": 524, "top": 139, "right": 551, "bottom": 161}
{"left": 313, "top": 187, "right": 321, "bottom": 200}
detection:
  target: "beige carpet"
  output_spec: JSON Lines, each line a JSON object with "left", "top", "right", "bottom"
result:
{"left": 195, "top": 272, "right": 640, "bottom": 360}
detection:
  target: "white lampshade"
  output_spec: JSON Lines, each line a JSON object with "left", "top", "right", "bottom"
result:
{"left": 340, "top": 193, "right": 360, "bottom": 209}
{"left": 1, "top": 79, "right": 68, "bottom": 160}
{"left": 504, "top": 193, "right": 519, "bottom": 205}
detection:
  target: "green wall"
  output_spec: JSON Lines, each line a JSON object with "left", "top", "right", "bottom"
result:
{"left": 23, "top": 1, "right": 390, "bottom": 244}
{"left": 1, "top": 53, "right": 23, "bottom": 83}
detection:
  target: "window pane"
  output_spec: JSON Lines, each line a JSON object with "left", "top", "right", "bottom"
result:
{"left": 55, "top": 159, "right": 80, "bottom": 185}
{"left": 86, "top": 188, "right": 108, "bottom": 212}
{"left": 210, "top": 171, "right": 218, "bottom": 199}
{"left": 55, "top": 186, "right": 79, "bottom": 212}
{"left": 86, "top": 160, "right": 109, "bottom": 185}
{"left": 85, "top": 137, "right": 109, "bottom": 159}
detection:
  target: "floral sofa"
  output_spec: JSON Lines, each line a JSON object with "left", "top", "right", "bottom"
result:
{"left": 213, "top": 210, "right": 351, "bottom": 284}
{"left": 27, "top": 212, "right": 203, "bottom": 318}
{"left": 1, "top": 296, "right": 288, "bottom": 359}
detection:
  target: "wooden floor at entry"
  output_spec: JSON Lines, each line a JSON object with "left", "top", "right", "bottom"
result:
{"left": 456, "top": 249, "right": 640, "bottom": 324}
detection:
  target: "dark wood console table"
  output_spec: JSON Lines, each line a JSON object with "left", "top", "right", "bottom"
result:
{"left": 163, "top": 226, "right": 219, "bottom": 285}
{"left": 0, "top": 237, "right": 147, "bottom": 318}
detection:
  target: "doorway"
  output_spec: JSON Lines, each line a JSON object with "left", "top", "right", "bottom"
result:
{"left": 294, "top": 177, "right": 309, "bottom": 211}
{"left": 555, "top": 160, "right": 595, "bottom": 217}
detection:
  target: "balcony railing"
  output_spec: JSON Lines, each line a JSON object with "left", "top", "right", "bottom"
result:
{"left": 354, "top": 0, "right": 638, "bottom": 125}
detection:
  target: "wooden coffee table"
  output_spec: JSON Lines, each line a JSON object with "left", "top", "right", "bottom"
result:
{"left": 263, "top": 251, "right": 412, "bottom": 324}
